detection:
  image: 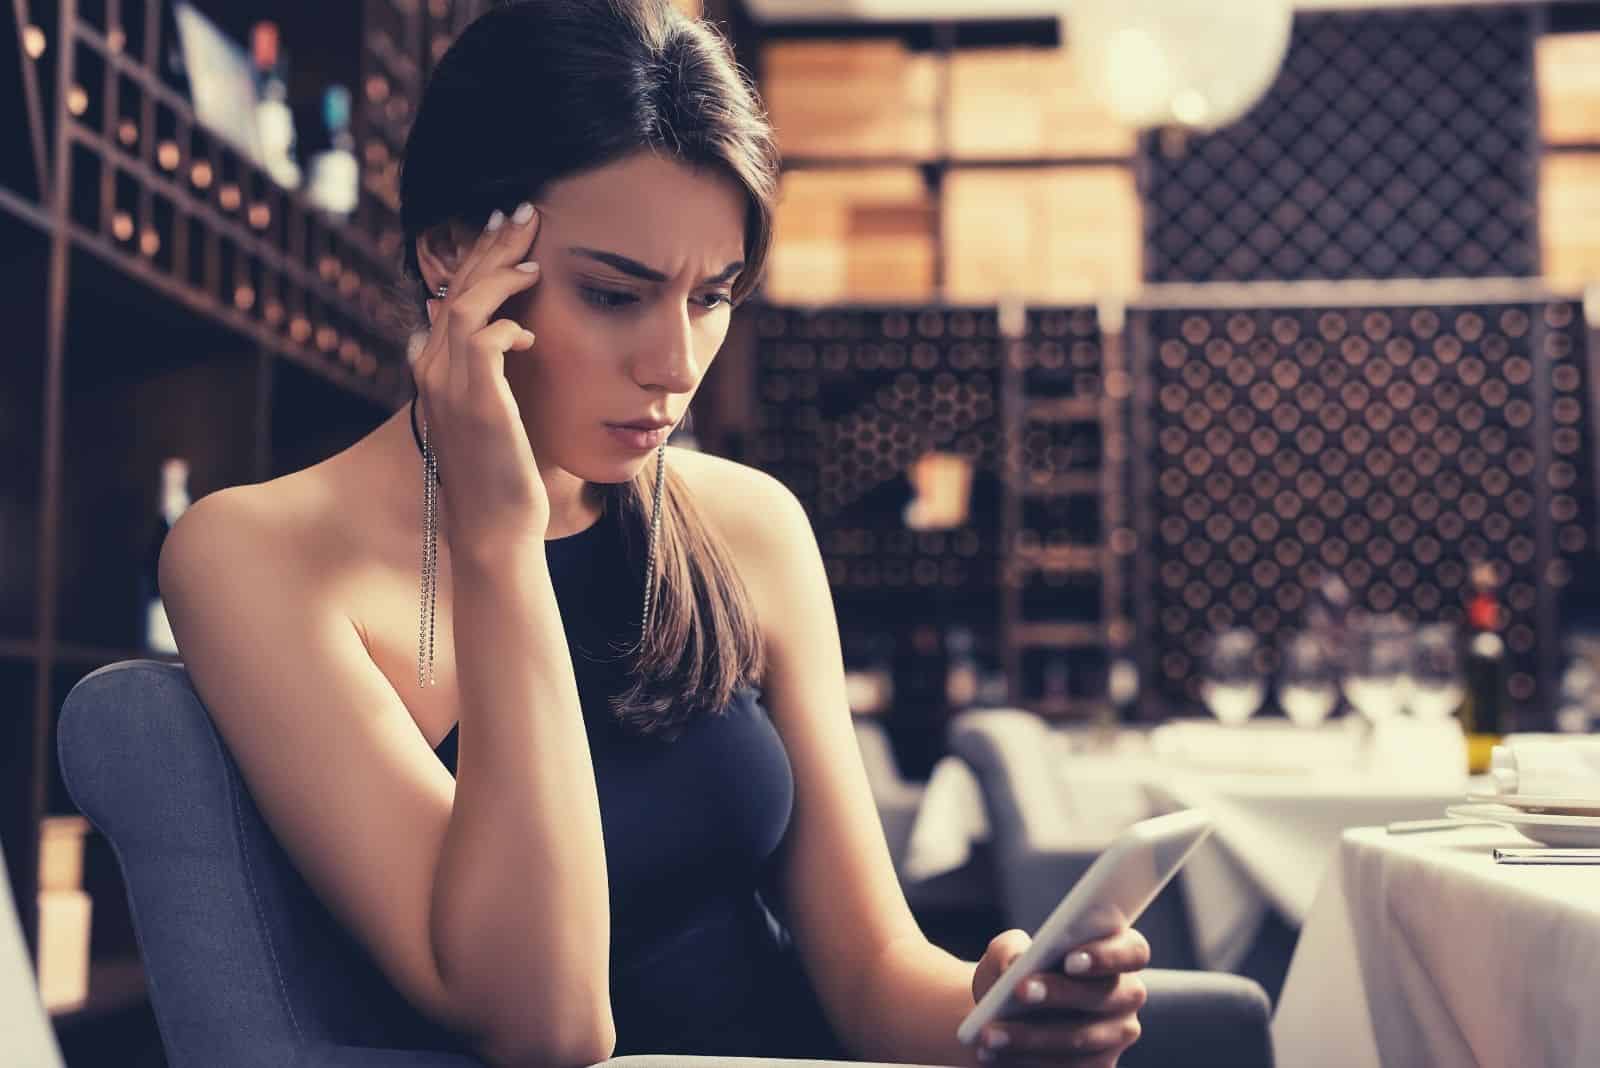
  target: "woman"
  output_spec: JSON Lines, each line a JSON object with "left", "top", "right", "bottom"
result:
{"left": 159, "top": 2, "right": 1149, "bottom": 1065}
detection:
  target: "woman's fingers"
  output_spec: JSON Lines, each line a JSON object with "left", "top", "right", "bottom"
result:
{"left": 978, "top": 1011, "right": 1141, "bottom": 1064}
{"left": 1063, "top": 927, "right": 1151, "bottom": 978}
{"left": 440, "top": 205, "right": 509, "bottom": 301}
{"left": 443, "top": 264, "right": 543, "bottom": 393}
{"left": 1008, "top": 970, "right": 1146, "bottom": 1016}
{"left": 452, "top": 201, "right": 540, "bottom": 299}
{"left": 453, "top": 318, "right": 536, "bottom": 398}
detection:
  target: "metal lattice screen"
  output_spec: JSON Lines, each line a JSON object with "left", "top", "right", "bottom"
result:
{"left": 752, "top": 305, "right": 1008, "bottom": 654}
{"left": 751, "top": 303, "right": 1115, "bottom": 711}
{"left": 1139, "top": 5, "right": 1541, "bottom": 283}
{"left": 1128, "top": 299, "right": 1594, "bottom": 725}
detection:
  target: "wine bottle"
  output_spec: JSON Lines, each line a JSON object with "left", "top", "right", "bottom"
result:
{"left": 306, "top": 85, "right": 359, "bottom": 216}
{"left": 142, "top": 458, "right": 191, "bottom": 655}
{"left": 944, "top": 625, "right": 979, "bottom": 711}
{"left": 1460, "top": 559, "right": 1507, "bottom": 738}
{"left": 251, "top": 21, "right": 302, "bottom": 189}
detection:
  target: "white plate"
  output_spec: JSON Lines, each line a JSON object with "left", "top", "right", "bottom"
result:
{"left": 1446, "top": 803, "right": 1600, "bottom": 847}
{"left": 1464, "top": 792, "right": 1600, "bottom": 816}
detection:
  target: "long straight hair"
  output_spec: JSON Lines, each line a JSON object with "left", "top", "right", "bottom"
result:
{"left": 399, "top": 0, "right": 777, "bottom": 736}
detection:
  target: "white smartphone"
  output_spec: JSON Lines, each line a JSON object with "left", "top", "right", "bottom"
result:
{"left": 956, "top": 808, "right": 1215, "bottom": 1046}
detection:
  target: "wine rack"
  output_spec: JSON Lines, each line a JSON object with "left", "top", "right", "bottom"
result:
{"left": 37, "top": 0, "right": 417, "bottom": 403}
{"left": 0, "top": 0, "right": 495, "bottom": 1038}
{"left": 1126, "top": 281, "right": 1594, "bottom": 724}
{"left": 752, "top": 301, "right": 1128, "bottom": 723}
{"left": 1140, "top": 4, "right": 1542, "bottom": 284}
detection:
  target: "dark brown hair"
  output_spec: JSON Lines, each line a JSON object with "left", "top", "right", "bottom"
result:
{"left": 399, "top": 0, "right": 778, "bottom": 737}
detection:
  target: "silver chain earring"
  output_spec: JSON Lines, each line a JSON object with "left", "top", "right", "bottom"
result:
{"left": 416, "top": 281, "right": 446, "bottom": 686}
{"left": 640, "top": 442, "right": 667, "bottom": 636}
{"left": 418, "top": 409, "right": 440, "bottom": 687}
{"left": 415, "top": 414, "right": 668, "bottom": 686}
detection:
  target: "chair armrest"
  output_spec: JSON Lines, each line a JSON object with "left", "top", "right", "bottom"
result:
{"left": 1123, "top": 969, "right": 1273, "bottom": 1068}
{"left": 299, "top": 1046, "right": 962, "bottom": 1067}
{"left": 298, "top": 1045, "right": 485, "bottom": 1067}
{"left": 597, "top": 1058, "right": 957, "bottom": 1067}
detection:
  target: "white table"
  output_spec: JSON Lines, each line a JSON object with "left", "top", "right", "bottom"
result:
{"left": 1273, "top": 825, "right": 1600, "bottom": 1068}
{"left": 904, "top": 719, "right": 1468, "bottom": 970}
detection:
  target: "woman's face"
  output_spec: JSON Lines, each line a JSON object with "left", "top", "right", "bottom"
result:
{"left": 502, "top": 150, "right": 748, "bottom": 484}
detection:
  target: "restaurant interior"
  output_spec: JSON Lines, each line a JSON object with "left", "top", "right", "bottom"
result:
{"left": 3, "top": 0, "right": 1600, "bottom": 1065}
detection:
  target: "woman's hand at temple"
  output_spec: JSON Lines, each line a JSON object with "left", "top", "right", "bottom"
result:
{"left": 968, "top": 927, "right": 1150, "bottom": 1067}
{"left": 412, "top": 201, "right": 549, "bottom": 555}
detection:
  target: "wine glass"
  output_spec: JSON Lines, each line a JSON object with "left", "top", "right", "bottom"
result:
{"left": 1344, "top": 613, "right": 1414, "bottom": 725}
{"left": 1278, "top": 631, "right": 1339, "bottom": 728}
{"left": 1407, "top": 623, "right": 1464, "bottom": 721}
{"left": 1201, "top": 628, "right": 1265, "bottom": 727}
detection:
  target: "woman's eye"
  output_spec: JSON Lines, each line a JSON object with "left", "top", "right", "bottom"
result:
{"left": 581, "top": 287, "right": 638, "bottom": 310}
{"left": 580, "top": 287, "right": 732, "bottom": 312}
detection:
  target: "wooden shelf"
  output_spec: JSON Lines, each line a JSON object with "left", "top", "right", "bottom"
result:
{"left": 0, "top": 16, "right": 420, "bottom": 408}
{"left": 1016, "top": 472, "right": 1100, "bottom": 496}
{"left": 1013, "top": 544, "right": 1102, "bottom": 573}
{"left": 51, "top": 645, "right": 182, "bottom": 670}
{"left": 1024, "top": 396, "right": 1100, "bottom": 423}
{"left": 0, "top": 639, "right": 41, "bottom": 662}
{"left": 2, "top": 0, "right": 444, "bottom": 978}
{"left": 1010, "top": 622, "right": 1104, "bottom": 648}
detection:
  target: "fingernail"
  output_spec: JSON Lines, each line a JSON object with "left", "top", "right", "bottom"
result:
{"left": 485, "top": 209, "right": 505, "bottom": 232}
{"left": 512, "top": 201, "right": 535, "bottom": 225}
{"left": 984, "top": 1028, "right": 1009, "bottom": 1050}
{"left": 1065, "top": 951, "right": 1092, "bottom": 975}
{"left": 1022, "top": 979, "right": 1047, "bottom": 1003}
{"left": 521, "top": 329, "right": 536, "bottom": 345}
{"left": 515, "top": 260, "right": 540, "bottom": 273}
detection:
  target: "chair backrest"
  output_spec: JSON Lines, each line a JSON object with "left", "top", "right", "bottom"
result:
{"left": 850, "top": 719, "right": 923, "bottom": 877}
{"left": 56, "top": 660, "right": 474, "bottom": 1068}
{"left": 0, "top": 842, "right": 68, "bottom": 1068}
{"left": 947, "top": 709, "right": 1196, "bottom": 969}
{"left": 947, "top": 709, "right": 1088, "bottom": 858}
{"left": 851, "top": 719, "right": 922, "bottom": 805}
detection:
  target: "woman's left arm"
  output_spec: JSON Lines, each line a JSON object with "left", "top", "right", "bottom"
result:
{"left": 730, "top": 467, "right": 1146, "bottom": 1068}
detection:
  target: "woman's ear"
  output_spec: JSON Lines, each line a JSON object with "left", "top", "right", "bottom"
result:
{"left": 415, "top": 221, "right": 471, "bottom": 296}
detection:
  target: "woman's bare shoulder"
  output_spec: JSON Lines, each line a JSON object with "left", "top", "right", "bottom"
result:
{"left": 161, "top": 461, "right": 379, "bottom": 606}
{"left": 664, "top": 445, "right": 810, "bottom": 556}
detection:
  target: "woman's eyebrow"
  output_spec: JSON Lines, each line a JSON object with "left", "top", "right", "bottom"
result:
{"left": 567, "top": 247, "right": 743, "bottom": 284}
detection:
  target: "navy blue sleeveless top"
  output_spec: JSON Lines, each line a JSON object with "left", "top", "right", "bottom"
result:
{"left": 431, "top": 498, "right": 847, "bottom": 1058}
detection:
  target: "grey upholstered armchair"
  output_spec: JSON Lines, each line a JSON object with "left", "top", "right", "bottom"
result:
{"left": 59, "top": 661, "right": 1270, "bottom": 1068}
{"left": 852, "top": 718, "right": 994, "bottom": 918}
{"left": 948, "top": 709, "right": 1274, "bottom": 1068}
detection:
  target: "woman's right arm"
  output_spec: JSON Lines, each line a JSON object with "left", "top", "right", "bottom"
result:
{"left": 160, "top": 493, "right": 614, "bottom": 1068}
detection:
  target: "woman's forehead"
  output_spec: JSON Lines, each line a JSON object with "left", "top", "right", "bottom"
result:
{"left": 538, "top": 154, "right": 745, "bottom": 259}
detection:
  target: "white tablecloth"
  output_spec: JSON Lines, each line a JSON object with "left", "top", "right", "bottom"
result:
{"left": 904, "top": 719, "right": 1467, "bottom": 970}
{"left": 1273, "top": 825, "right": 1600, "bottom": 1068}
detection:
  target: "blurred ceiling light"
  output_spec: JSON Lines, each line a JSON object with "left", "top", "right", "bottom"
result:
{"left": 1071, "top": 0, "right": 1293, "bottom": 131}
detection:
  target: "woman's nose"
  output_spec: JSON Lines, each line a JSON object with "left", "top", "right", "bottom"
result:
{"left": 636, "top": 307, "right": 701, "bottom": 393}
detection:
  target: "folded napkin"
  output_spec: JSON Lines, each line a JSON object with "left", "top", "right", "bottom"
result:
{"left": 1489, "top": 739, "right": 1600, "bottom": 798}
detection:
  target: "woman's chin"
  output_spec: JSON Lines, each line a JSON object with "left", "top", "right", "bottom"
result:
{"left": 574, "top": 455, "right": 654, "bottom": 486}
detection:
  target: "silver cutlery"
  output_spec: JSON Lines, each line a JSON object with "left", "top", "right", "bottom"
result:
{"left": 1494, "top": 847, "right": 1600, "bottom": 865}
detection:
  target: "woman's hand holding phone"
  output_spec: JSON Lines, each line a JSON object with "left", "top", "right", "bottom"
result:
{"left": 411, "top": 201, "right": 548, "bottom": 557}
{"left": 967, "top": 927, "right": 1149, "bottom": 1067}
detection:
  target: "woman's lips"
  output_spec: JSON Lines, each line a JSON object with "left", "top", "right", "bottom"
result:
{"left": 605, "top": 424, "right": 672, "bottom": 450}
